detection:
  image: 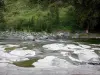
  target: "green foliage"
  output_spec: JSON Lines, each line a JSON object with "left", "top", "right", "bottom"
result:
{"left": 60, "top": 6, "right": 79, "bottom": 32}
{"left": 3, "top": 0, "right": 98, "bottom": 32}
{"left": 0, "top": 0, "right": 5, "bottom": 31}
{"left": 0, "top": 23, "right": 6, "bottom": 31}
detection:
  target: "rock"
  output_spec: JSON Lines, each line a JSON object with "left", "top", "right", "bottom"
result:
{"left": 90, "top": 44, "right": 100, "bottom": 46}
{"left": 0, "top": 59, "right": 10, "bottom": 63}
{"left": 39, "top": 35, "right": 48, "bottom": 40}
{"left": 32, "top": 56, "right": 74, "bottom": 68}
{"left": 88, "top": 62, "right": 100, "bottom": 65}
{"left": 74, "top": 50, "right": 99, "bottom": 62}
{"left": 25, "top": 35, "right": 35, "bottom": 41}
{"left": 43, "top": 43, "right": 64, "bottom": 50}
{"left": 0, "top": 47, "right": 35, "bottom": 62}
{"left": 79, "top": 44, "right": 91, "bottom": 49}
{"left": 43, "top": 43, "right": 86, "bottom": 51}
{"left": 0, "top": 63, "right": 9, "bottom": 67}
{"left": 72, "top": 33, "right": 79, "bottom": 38}
{"left": 60, "top": 52, "right": 81, "bottom": 62}
{"left": 10, "top": 50, "right": 35, "bottom": 58}
{"left": 0, "top": 45, "right": 5, "bottom": 51}
{"left": 5, "top": 44, "right": 19, "bottom": 47}
{"left": 66, "top": 44, "right": 82, "bottom": 49}
{"left": 92, "top": 48, "right": 100, "bottom": 50}
{"left": 1, "top": 52, "right": 25, "bottom": 62}
{"left": 61, "top": 52, "right": 69, "bottom": 56}
{"left": 88, "top": 58, "right": 100, "bottom": 65}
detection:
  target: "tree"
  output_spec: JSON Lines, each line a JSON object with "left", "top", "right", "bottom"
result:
{"left": 0, "top": 0, "right": 5, "bottom": 31}
{"left": 73, "top": 0, "right": 100, "bottom": 32}
{"left": 0, "top": 0, "right": 4, "bottom": 22}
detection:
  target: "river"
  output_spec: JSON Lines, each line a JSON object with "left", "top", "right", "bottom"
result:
{"left": 0, "top": 32, "right": 100, "bottom": 75}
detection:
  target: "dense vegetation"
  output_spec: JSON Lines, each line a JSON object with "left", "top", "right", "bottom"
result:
{"left": 0, "top": 0, "right": 100, "bottom": 32}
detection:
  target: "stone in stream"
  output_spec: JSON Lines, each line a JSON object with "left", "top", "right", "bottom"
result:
{"left": 90, "top": 44, "right": 100, "bottom": 46}
{"left": 94, "top": 50, "right": 100, "bottom": 56}
{"left": 61, "top": 52, "right": 68, "bottom": 56}
{"left": 10, "top": 49, "right": 35, "bottom": 58}
{"left": 43, "top": 43, "right": 65, "bottom": 50}
{"left": 32, "top": 56, "right": 76, "bottom": 68}
{"left": 66, "top": 44, "right": 82, "bottom": 49}
{"left": 79, "top": 44, "right": 91, "bottom": 49}
{"left": 92, "top": 48, "right": 100, "bottom": 50}
{"left": 24, "top": 35, "right": 35, "bottom": 41}
{"left": 5, "top": 44, "right": 19, "bottom": 47}
{"left": 43, "top": 43, "right": 85, "bottom": 51}
{"left": 60, "top": 52, "right": 81, "bottom": 63}
{"left": 87, "top": 57, "right": 100, "bottom": 65}
{"left": 74, "top": 50, "right": 99, "bottom": 62}
{"left": 0, "top": 46, "right": 35, "bottom": 62}
{"left": 88, "top": 61, "right": 100, "bottom": 65}
{"left": 54, "top": 32, "right": 71, "bottom": 39}
{"left": 1, "top": 52, "right": 29, "bottom": 62}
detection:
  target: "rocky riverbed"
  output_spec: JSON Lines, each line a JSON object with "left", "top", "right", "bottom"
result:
{"left": 0, "top": 31, "right": 100, "bottom": 41}
{"left": 0, "top": 31, "right": 100, "bottom": 75}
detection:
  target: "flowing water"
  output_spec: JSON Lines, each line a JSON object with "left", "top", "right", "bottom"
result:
{"left": 0, "top": 33, "right": 100, "bottom": 75}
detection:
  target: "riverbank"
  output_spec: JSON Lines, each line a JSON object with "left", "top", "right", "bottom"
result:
{"left": 0, "top": 31, "right": 100, "bottom": 41}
